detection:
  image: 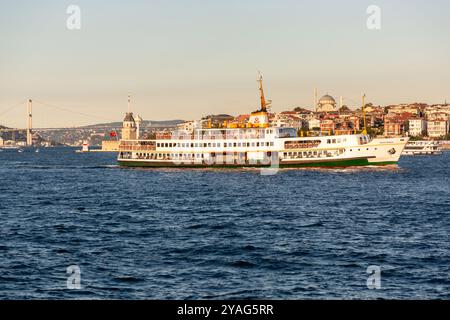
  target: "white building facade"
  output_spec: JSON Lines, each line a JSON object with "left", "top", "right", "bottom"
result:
{"left": 408, "top": 119, "right": 427, "bottom": 137}
{"left": 427, "top": 119, "right": 449, "bottom": 138}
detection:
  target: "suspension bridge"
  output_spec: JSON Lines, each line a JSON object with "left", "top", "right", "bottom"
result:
{"left": 0, "top": 99, "right": 120, "bottom": 146}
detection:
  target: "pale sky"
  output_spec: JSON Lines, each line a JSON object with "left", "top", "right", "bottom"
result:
{"left": 1, "top": 0, "right": 449, "bottom": 128}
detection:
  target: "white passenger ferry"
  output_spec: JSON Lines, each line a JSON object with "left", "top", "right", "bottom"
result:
{"left": 117, "top": 77, "right": 408, "bottom": 168}
{"left": 402, "top": 140, "right": 443, "bottom": 156}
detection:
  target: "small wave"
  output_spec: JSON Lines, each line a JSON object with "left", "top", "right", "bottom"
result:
{"left": 298, "top": 221, "right": 323, "bottom": 228}
{"left": 230, "top": 260, "right": 255, "bottom": 268}
{"left": 186, "top": 223, "right": 207, "bottom": 229}
{"left": 112, "top": 276, "right": 144, "bottom": 283}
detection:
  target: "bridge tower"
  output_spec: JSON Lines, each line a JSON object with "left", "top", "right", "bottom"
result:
{"left": 27, "top": 99, "right": 33, "bottom": 146}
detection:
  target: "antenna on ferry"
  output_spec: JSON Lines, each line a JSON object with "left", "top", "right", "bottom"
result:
{"left": 362, "top": 94, "right": 368, "bottom": 135}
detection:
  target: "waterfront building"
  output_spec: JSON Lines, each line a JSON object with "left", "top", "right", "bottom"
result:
{"left": 384, "top": 116, "right": 405, "bottom": 136}
{"left": 101, "top": 140, "right": 120, "bottom": 151}
{"left": 408, "top": 118, "right": 427, "bottom": 137}
{"left": 427, "top": 119, "right": 449, "bottom": 138}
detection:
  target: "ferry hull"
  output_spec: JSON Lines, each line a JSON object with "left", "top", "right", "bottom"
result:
{"left": 118, "top": 158, "right": 397, "bottom": 168}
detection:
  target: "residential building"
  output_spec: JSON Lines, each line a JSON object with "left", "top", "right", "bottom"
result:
{"left": 384, "top": 116, "right": 405, "bottom": 136}
{"left": 307, "top": 118, "right": 321, "bottom": 130}
{"left": 408, "top": 118, "right": 427, "bottom": 137}
{"left": 427, "top": 119, "right": 449, "bottom": 138}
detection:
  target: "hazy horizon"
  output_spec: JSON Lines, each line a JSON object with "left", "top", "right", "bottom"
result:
{"left": 1, "top": 0, "right": 449, "bottom": 128}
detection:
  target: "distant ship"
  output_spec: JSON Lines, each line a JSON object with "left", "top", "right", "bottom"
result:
{"left": 0, "top": 145, "right": 20, "bottom": 150}
{"left": 117, "top": 76, "right": 409, "bottom": 168}
{"left": 402, "top": 140, "right": 443, "bottom": 156}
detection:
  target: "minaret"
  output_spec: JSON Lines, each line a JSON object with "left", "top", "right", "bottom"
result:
{"left": 135, "top": 115, "right": 143, "bottom": 140}
{"left": 27, "top": 99, "right": 33, "bottom": 146}
{"left": 314, "top": 88, "right": 318, "bottom": 109}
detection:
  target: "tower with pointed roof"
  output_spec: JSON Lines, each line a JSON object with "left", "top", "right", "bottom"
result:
{"left": 122, "top": 112, "right": 137, "bottom": 140}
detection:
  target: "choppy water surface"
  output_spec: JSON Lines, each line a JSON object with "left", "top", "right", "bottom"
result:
{"left": 0, "top": 148, "right": 448, "bottom": 299}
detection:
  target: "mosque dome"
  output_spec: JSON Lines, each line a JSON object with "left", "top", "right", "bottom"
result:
{"left": 318, "top": 95, "right": 336, "bottom": 105}
{"left": 316, "top": 94, "right": 337, "bottom": 112}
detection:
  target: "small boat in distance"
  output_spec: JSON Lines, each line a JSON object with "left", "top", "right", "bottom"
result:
{"left": 18, "top": 148, "right": 24, "bottom": 153}
{"left": 1, "top": 145, "right": 20, "bottom": 150}
{"left": 402, "top": 140, "right": 443, "bottom": 156}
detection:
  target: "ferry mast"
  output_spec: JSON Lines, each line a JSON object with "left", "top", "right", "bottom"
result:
{"left": 257, "top": 72, "right": 271, "bottom": 112}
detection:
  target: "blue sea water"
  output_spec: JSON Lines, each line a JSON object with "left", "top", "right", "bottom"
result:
{"left": 0, "top": 147, "right": 448, "bottom": 299}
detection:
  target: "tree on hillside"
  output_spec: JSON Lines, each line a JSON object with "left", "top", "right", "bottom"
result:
{"left": 339, "top": 105, "right": 351, "bottom": 113}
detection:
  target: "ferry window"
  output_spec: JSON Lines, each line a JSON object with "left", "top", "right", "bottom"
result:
{"left": 327, "top": 139, "right": 331, "bottom": 144}
{"left": 224, "top": 143, "right": 227, "bottom": 147}
{"left": 332, "top": 139, "right": 336, "bottom": 144}
{"left": 252, "top": 142, "right": 255, "bottom": 147}
{"left": 217, "top": 143, "right": 221, "bottom": 147}
{"left": 233, "top": 143, "right": 237, "bottom": 147}
{"left": 270, "top": 142, "right": 274, "bottom": 146}
{"left": 191, "top": 143, "right": 194, "bottom": 148}
{"left": 337, "top": 139, "right": 341, "bottom": 143}
{"left": 157, "top": 143, "right": 160, "bottom": 147}
{"left": 284, "top": 152, "right": 287, "bottom": 157}
{"left": 266, "top": 142, "right": 270, "bottom": 146}
{"left": 257, "top": 142, "right": 260, "bottom": 147}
